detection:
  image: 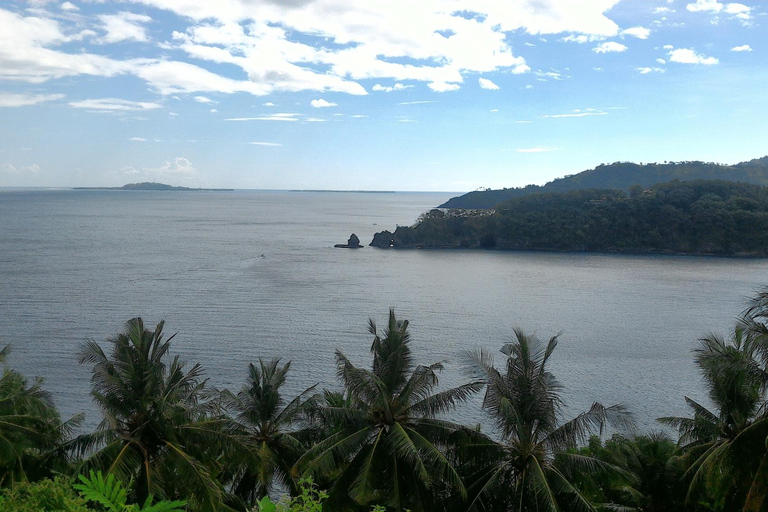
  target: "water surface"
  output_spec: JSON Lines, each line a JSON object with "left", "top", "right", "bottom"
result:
{"left": 1, "top": 189, "right": 766, "bottom": 432}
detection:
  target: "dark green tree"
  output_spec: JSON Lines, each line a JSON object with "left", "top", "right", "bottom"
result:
{"left": 659, "top": 325, "right": 768, "bottom": 511}
{"left": 0, "top": 345, "right": 78, "bottom": 486}
{"left": 222, "top": 358, "right": 318, "bottom": 504}
{"left": 462, "top": 329, "right": 633, "bottom": 512}
{"left": 73, "top": 318, "right": 228, "bottom": 510}
{"left": 296, "top": 309, "right": 484, "bottom": 511}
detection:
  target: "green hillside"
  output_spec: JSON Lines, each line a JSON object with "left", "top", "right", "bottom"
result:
{"left": 373, "top": 179, "right": 768, "bottom": 255}
{"left": 440, "top": 156, "right": 768, "bottom": 209}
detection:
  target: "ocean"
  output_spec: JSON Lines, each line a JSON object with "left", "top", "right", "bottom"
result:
{"left": 1, "top": 188, "right": 766, "bottom": 432}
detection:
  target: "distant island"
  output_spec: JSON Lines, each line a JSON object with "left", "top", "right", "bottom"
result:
{"left": 371, "top": 179, "right": 768, "bottom": 256}
{"left": 74, "top": 182, "right": 234, "bottom": 191}
{"left": 441, "top": 156, "right": 768, "bottom": 209}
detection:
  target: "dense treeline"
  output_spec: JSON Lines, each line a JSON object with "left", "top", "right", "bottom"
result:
{"left": 373, "top": 180, "right": 768, "bottom": 255}
{"left": 3, "top": 290, "right": 768, "bottom": 511}
{"left": 440, "top": 156, "right": 768, "bottom": 209}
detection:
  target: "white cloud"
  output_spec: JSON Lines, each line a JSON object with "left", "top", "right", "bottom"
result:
{"left": 128, "top": 137, "right": 146, "bottom": 141}
{"left": 350, "top": 114, "right": 368, "bottom": 118}
{"left": 593, "top": 41, "right": 628, "bottom": 53}
{"left": 637, "top": 67, "right": 665, "bottom": 74}
{"left": 654, "top": 7, "right": 673, "bottom": 13}
{"left": 248, "top": 141, "right": 282, "bottom": 146}
{"left": 0, "top": 92, "right": 64, "bottom": 107}
{"left": 225, "top": 113, "right": 300, "bottom": 121}
{"left": 169, "top": 112, "right": 179, "bottom": 116}
{"left": 68, "top": 98, "right": 163, "bottom": 111}
{"left": 535, "top": 70, "right": 567, "bottom": 81}
{"left": 97, "top": 11, "right": 152, "bottom": 44}
{"left": 0, "top": 163, "right": 40, "bottom": 175}
{"left": 144, "top": 156, "right": 197, "bottom": 175}
{"left": 663, "top": 44, "right": 674, "bottom": 49}
{"left": 656, "top": 58, "right": 666, "bottom": 64}
{"left": 310, "top": 98, "right": 338, "bottom": 108}
{"left": 668, "top": 48, "right": 719, "bottom": 64}
{"left": 560, "top": 34, "right": 605, "bottom": 43}
{"left": 428, "top": 82, "right": 461, "bottom": 92}
{"left": 478, "top": 77, "right": 500, "bottom": 90}
{"left": 687, "top": 0, "right": 723, "bottom": 12}
{"left": 686, "top": 0, "right": 751, "bottom": 19}
{"left": 621, "top": 26, "right": 650, "bottom": 39}
{"left": 193, "top": 95, "right": 215, "bottom": 103}
{"left": 209, "top": 108, "right": 217, "bottom": 112}
{"left": 731, "top": 44, "right": 753, "bottom": 52}
{"left": 542, "top": 109, "right": 607, "bottom": 118}
{"left": 60, "top": 2, "right": 79, "bottom": 11}
{"left": 0, "top": 1, "right": 630, "bottom": 98}
{"left": 490, "top": 108, "right": 499, "bottom": 112}
{"left": 262, "top": 102, "right": 276, "bottom": 106}
{"left": 516, "top": 147, "right": 562, "bottom": 153}
{"left": 398, "top": 100, "right": 437, "bottom": 105}
{"left": 371, "top": 83, "right": 413, "bottom": 92}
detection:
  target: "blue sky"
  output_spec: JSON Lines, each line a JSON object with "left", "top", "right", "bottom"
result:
{"left": 0, "top": 0, "right": 765, "bottom": 191}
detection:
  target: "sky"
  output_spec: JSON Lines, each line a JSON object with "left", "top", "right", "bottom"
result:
{"left": 0, "top": 0, "right": 766, "bottom": 191}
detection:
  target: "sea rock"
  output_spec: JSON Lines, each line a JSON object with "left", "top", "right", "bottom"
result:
{"left": 334, "top": 233, "right": 363, "bottom": 249}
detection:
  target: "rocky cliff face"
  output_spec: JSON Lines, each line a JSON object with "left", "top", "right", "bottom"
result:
{"left": 370, "top": 230, "right": 395, "bottom": 248}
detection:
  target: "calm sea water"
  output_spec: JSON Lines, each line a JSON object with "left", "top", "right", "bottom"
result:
{"left": 1, "top": 189, "right": 767, "bottom": 432}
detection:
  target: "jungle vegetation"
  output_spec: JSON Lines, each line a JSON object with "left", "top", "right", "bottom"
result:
{"left": 439, "top": 156, "right": 768, "bottom": 209}
{"left": 2, "top": 290, "right": 768, "bottom": 511}
{"left": 372, "top": 180, "right": 768, "bottom": 255}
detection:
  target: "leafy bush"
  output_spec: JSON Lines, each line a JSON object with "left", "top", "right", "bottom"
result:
{"left": 74, "top": 471, "right": 186, "bottom": 511}
{"left": 0, "top": 476, "right": 90, "bottom": 512}
{"left": 255, "top": 478, "right": 326, "bottom": 512}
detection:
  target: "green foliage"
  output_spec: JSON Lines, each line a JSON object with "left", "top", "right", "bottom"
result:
{"left": 387, "top": 180, "right": 768, "bottom": 255}
{"left": 462, "top": 330, "right": 633, "bottom": 512}
{"left": 254, "top": 478, "right": 326, "bottom": 512}
{"left": 73, "top": 471, "right": 127, "bottom": 510}
{"left": 73, "top": 470, "right": 186, "bottom": 512}
{"left": 221, "top": 358, "right": 318, "bottom": 504}
{"left": 296, "top": 310, "right": 483, "bottom": 511}
{"left": 0, "top": 345, "right": 79, "bottom": 487}
{"left": 73, "top": 318, "right": 228, "bottom": 510}
{"left": 440, "top": 157, "right": 768, "bottom": 209}
{"left": 0, "top": 476, "right": 90, "bottom": 512}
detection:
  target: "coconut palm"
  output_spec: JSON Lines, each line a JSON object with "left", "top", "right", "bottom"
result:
{"left": 222, "top": 357, "right": 318, "bottom": 504}
{"left": 659, "top": 325, "right": 768, "bottom": 511}
{"left": 582, "top": 432, "right": 685, "bottom": 512}
{"left": 462, "top": 329, "right": 633, "bottom": 512}
{"left": 73, "top": 318, "right": 228, "bottom": 510}
{"left": 0, "top": 345, "right": 78, "bottom": 486}
{"left": 296, "top": 309, "right": 484, "bottom": 511}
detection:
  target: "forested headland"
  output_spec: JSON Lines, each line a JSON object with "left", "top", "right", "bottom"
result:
{"left": 3, "top": 290, "right": 768, "bottom": 511}
{"left": 371, "top": 180, "right": 768, "bottom": 255}
{"left": 440, "top": 156, "right": 768, "bottom": 209}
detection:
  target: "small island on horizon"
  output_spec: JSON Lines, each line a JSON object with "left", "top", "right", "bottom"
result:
{"left": 73, "top": 182, "right": 234, "bottom": 192}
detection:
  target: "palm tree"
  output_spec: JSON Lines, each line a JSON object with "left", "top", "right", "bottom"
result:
{"left": 73, "top": 318, "right": 228, "bottom": 510}
{"left": 582, "top": 432, "right": 685, "bottom": 512}
{"left": 222, "top": 357, "right": 318, "bottom": 504}
{"left": 296, "top": 309, "right": 484, "bottom": 511}
{"left": 659, "top": 325, "right": 768, "bottom": 511}
{"left": 0, "top": 345, "right": 78, "bottom": 486}
{"left": 463, "top": 329, "right": 633, "bottom": 512}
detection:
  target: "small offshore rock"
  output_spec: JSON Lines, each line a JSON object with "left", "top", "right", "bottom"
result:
{"left": 334, "top": 233, "right": 363, "bottom": 249}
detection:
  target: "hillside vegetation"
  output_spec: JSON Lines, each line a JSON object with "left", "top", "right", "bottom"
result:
{"left": 441, "top": 156, "right": 768, "bottom": 209}
{"left": 373, "top": 179, "right": 768, "bottom": 255}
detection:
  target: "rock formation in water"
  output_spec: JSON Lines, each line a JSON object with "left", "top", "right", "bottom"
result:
{"left": 335, "top": 233, "right": 363, "bottom": 248}
{"left": 369, "top": 230, "right": 395, "bottom": 248}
